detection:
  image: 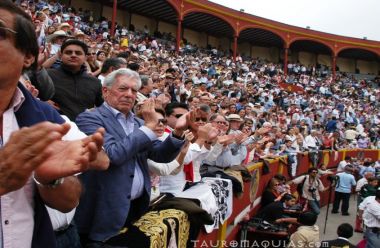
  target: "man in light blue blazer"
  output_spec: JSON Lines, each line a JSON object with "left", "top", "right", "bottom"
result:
{"left": 75, "top": 68, "right": 185, "bottom": 246}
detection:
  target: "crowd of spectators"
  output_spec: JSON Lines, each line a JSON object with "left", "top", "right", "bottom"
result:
{"left": 3, "top": 0, "right": 380, "bottom": 247}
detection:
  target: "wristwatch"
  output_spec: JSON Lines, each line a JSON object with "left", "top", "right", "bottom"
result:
{"left": 33, "top": 176, "right": 65, "bottom": 189}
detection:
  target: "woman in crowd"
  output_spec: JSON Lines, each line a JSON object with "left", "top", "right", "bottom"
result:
{"left": 261, "top": 178, "right": 286, "bottom": 208}
{"left": 86, "top": 48, "right": 101, "bottom": 76}
{"left": 96, "top": 50, "right": 107, "bottom": 66}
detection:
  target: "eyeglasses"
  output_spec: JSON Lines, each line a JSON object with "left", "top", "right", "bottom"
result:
{"left": 88, "top": 52, "right": 96, "bottom": 55}
{"left": 173, "top": 114, "right": 183, "bottom": 119}
{"left": 0, "top": 26, "right": 17, "bottom": 41}
{"left": 195, "top": 117, "right": 208, "bottom": 122}
{"left": 157, "top": 118, "right": 168, "bottom": 125}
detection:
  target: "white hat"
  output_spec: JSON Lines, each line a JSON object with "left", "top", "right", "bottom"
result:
{"left": 59, "top": 22, "right": 72, "bottom": 30}
{"left": 74, "top": 30, "right": 86, "bottom": 37}
{"left": 227, "top": 114, "right": 243, "bottom": 122}
{"left": 46, "top": 30, "right": 68, "bottom": 42}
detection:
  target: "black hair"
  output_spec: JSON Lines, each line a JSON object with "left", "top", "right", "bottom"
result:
{"left": 0, "top": 0, "right": 38, "bottom": 71}
{"left": 117, "top": 51, "right": 130, "bottom": 59}
{"left": 376, "top": 189, "right": 380, "bottom": 199}
{"left": 308, "top": 167, "right": 318, "bottom": 174}
{"left": 274, "top": 174, "right": 286, "bottom": 182}
{"left": 298, "top": 211, "right": 318, "bottom": 226}
{"left": 184, "top": 79, "right": 193, "bottom": 84}
{"left": 96, "top": 50, "right": 106, "bottom": 57}
{"left": 367, "top": 177, "right": 377, "bottom": 183}
{"left": 337, "top": 223, "right": 353, "bottom": 239}
{"left": 100, "top": 58, "right": 126, "bottom": 74}
{"left": 155, "top": 108, "right": 166, "bottom": 117}
{"left": 61, "top": 39, "right": 88, "bottom": 55}
{"left": 165, "top": 102, "right": 189, "bottom": 116}
{"left": 166, "top": 68, "right": 176, "bottom": 74}
{"left": 127, "top": 63, "right": 139, "bottom": 72}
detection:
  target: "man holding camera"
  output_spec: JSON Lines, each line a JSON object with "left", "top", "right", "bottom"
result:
{"left": 332, "top": 165, "right": 356, "bottom": 215}
{"left": 292, "top": 168, "right": 329, "bottom": 215}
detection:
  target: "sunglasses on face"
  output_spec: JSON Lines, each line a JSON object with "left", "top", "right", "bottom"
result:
{"left": 0, "top": 26, "right": 17, "bottom": 41}
{"left": 195, "top": 117, "right": 208, "bottom": 122}
{"left": 158, "top": 118, "right": 168, "bottom": 125}
{"left": 173, "top": 114, "right": 183, "bottom": 119}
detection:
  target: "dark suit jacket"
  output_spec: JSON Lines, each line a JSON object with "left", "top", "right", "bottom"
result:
{"left": 321, "top": 238, "right": 356, "bottom": 248}
{"left": 16, "top": 84, "right": 65, "bottom": 248}
{"left": 75, "top": 104, "right": 184, "bottom": 241}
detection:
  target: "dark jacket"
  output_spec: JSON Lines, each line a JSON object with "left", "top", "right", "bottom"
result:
{"left": 261, "top": 190, "right": 277, "bottom": 208}
{"left": 256, "top": 201, "right": 286, "bottom": 223}
{"left": 48, "top": 64, "right": 103, "bottom": 121}
{"left": 16, "top": 84, "right": 65, "bottom": 248}
{"left": 28, "top": 68, "right": 55, "bottom": 101}
{"left": 321, "top": 238, "right": 356, "bottom": 248}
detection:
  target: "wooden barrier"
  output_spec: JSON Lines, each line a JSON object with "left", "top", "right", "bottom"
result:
{"left": 196, "top": 149, "right": 380, "bottom": 248}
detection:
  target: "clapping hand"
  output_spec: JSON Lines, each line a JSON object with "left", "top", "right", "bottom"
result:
{"left": 175, "top": 108, "right": 198, "bottom": 132}
{"left": 0, "top": 122, "right": 70, "bottom": 195}
{"left": 217, "top": 134, "right": 235, "bottom": 146}
{"left": 34, "top": 127, "right": 108, "bottom": 184}
{"left": 255, "top": 126, "right": 272, "bottom": 136}
{"left": 235, "top": 132, "right": 249, "bottom": 144}
{"left": 141, "top": 98, "right": 159, "bottom": 130}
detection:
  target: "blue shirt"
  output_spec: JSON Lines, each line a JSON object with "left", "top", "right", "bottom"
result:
{"left": 335, "top": 172, "right": 356, "bottom": 193}
{"left": 104, "top": 102, "right": 157, "bottom": 200}
{"left": 359, "top": 166, "right": 376, "bottom": 177}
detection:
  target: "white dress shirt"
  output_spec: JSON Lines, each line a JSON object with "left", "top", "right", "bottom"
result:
{"left": 356, "top": 178, "right": 368, "bottom": 192}
{"left": 359, "top": 196, "right": 380, "bottom": 228}
{"left": 159, "top": 143, "right": 211, "bottom": 194}
{"left": 303, "top": 135, "right": 319, "bottom": 150}
{"left": 46, "top": 115, "right": 87, "bottom": 231}
{"left": 0, "top": 88, "right": 35, "bottom": 248}
{"left": 337, "top": 160, "right": 348, "bottom": 172}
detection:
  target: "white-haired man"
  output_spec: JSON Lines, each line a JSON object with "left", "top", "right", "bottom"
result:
{"left": 75, "top": 68, "right": 185, "bottom": 246}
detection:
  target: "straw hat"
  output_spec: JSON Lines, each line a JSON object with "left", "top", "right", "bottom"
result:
{"left": 59, "top": 22, "right": 72, "bottom": 30}
{"left": 46, "top": 30, "right": 68, "bottom": 42}
{"left": 227, "top": 114, "right": 243, "bottom": 122}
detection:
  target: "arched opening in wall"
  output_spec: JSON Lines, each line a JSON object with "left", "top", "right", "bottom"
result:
{"left": 337, "top": 48, "right": 380, "bottom": 77}
{"left": 182, "top": 12, "right": 234, "bottom": 54}
{"left": 289, "top": 39, "right": 333, "bottom": 72}
{"left": 238, "top": 28, "right": 284, "bottom": 63}
{"left": 102, "top": 0, "right": 178, "bottom": 37}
